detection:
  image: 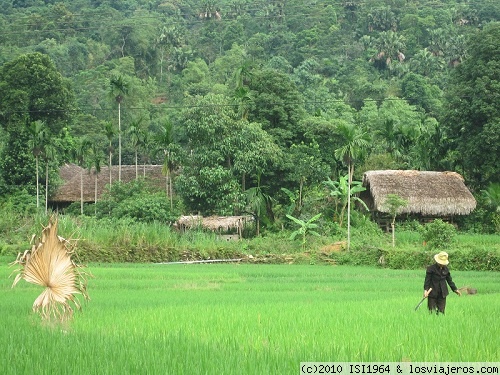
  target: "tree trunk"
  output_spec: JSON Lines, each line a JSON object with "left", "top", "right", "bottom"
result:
{"left": 80, "top": 170, "right": 84, "bottom": 215}
{"left": 118, "top": 103, "right": 122, "bottom": 182}
{"left": 391, "top": 221, "right": 396, "bottom": 247}
{"left": 109, "top": 146, "right": 112, "bottom": 186}
{"left": 45, "top": 161, "right": 49, "bottom": 215}
{"left": 36, "top": 156, "right": 40, "bottom": 208}
{"left": 135, "top": 150, "right": 138, "bottom": 180}
{"left": 347, "top": 163, "right": 353, "bottom": 251}
{"left": 95, "top": 171, "right": 98, "bottom": 215}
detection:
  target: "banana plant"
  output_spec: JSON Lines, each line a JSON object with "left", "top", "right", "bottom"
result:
{"left": 323, "top": 175, "right": 368, "bottom": 227}
{"left": 286, "top": 213, "right": 322, "bottom": 251}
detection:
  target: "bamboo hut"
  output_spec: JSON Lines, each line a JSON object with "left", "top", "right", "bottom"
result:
{"left": 361, "top": 170, "right": 476, "bottom": 227}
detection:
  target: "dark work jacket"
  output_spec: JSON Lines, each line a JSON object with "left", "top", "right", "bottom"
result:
{"left": 424, "top": 264, "right": 458, "bottom": 298}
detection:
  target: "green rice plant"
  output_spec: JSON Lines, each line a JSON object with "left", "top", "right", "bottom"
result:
{"left": 1, "top": 262, "right": 498, "bottom": 374}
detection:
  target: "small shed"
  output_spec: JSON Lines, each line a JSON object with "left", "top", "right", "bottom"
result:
{"left": 361, "top": 170, "right": 476, "bottom": 227}
{"left": 174, "top": 215, "right": 254, "bottom": 239}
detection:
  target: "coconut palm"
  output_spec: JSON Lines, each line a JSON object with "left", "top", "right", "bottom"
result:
{"left": 109, "top": 75, "right": 129, "bottom": 182}
{"left": 334, "top": 122, "right": 370, "bottom": 251}
{"left": 10, "top": 216, "right": 90, "bottom": 323}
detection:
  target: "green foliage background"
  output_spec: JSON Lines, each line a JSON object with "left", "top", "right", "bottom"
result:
{"left": 0, "top": 0, "right": 498, "bottom": 247}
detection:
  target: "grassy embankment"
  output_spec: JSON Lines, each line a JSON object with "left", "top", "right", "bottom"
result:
{"left": 1, "top": 214, "right": 498, "bottom": 269}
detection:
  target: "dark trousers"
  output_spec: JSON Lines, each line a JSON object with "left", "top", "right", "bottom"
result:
{"left": 428, "top": 296, "right": 446, "bottom": 314}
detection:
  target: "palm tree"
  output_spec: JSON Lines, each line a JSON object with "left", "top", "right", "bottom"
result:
{"left": 234, "top": 62, "right": 253, "bottom": 120}
{"left": 482, "top": 183, "right": 500, "bottom": 233}
{"left": 334, "top": 122, "right": 370, "bottom": 251}
{"left": 42, "top": 143, "right": 57, "bottom": 215}
{"left": 88, "top": 143, "right": 104, "bottom": 215}
{"left": 156, "top": 26, "right": 182, "bottom": 83}
{"left": 245, "top": 172, "right": 273, "bottom": 236}
{"left": 103, "top": 121, "right": 115, "bottom": 186}
{"left": 374, "top": 31, "right": 406, "bottom": 68}
{"left": 128, "top": 117, "right": 145, "bottom": 180}
{"left": 109, "top": 75, "right": 129, "bottom": 182}
{"left": 74, "top": 138, "right": 92, "bottom": 215}
{"left": 154, "top": 122, "right": 180, "bottom": 210}
{"left": 28, "top": 120, "right": 48, "bottom": 209}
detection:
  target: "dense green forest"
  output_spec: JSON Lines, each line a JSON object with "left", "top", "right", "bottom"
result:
{"left": 0, "top": 0, "right": 498, "bottom": 233}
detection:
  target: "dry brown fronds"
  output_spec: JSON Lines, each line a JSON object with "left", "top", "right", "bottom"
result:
{"left": 10, "top": 216, "right": 90, "bottom": 322}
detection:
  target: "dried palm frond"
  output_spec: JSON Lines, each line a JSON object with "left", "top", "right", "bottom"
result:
{"left": 10, "top": 216, "right": 90, "bottom": 322}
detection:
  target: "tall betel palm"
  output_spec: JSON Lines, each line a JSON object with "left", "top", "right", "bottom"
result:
{"left": 128, "top": 117, "right": 145, "bottom": 180}
{"left": 109, "top": 75, "right": 129, "bottom": 182}
{"left": 482, "top": 183, "right": 500, "bottom": 233}
{"left": 28, "top": 120, "right": 48, "bottom": 209}
{"left": 334, "top": 122, "right": 369, "bottom": 251}
{"left": 103, "top": 121, "right": 116, "bottom": 186}
{"left": 154, "top": 122, "right": 182, "bottom": 210}
{"left": 42, "top": 143, "right": 57, "bottom": 215}
{"left": 88, "top": 143, "right": 104, "bottom": 215}
{"left": 74, "top": 137, "right": 92, "bottom": 215}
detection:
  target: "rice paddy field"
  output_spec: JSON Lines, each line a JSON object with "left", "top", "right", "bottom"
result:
{"left": 1, "top": 258, "right": 498, "bottom": 375}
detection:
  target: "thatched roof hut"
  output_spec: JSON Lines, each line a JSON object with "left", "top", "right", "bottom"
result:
{"left": 175, "top": 215, "right": 254, "bottom": 237}
{"left": 50, "top": 163, "right": 166, "bottom": 203}
{"left": 361, "top": 170, "right": 476, "bottom": 216}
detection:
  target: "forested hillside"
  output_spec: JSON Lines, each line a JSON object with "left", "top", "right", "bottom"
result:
{"left": 0, "top": 0, "right": 498, "bottom": 231}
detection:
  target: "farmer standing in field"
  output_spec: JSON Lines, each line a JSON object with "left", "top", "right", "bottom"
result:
{"left": 423, "top": 251, "right": 461, "bottom": 314}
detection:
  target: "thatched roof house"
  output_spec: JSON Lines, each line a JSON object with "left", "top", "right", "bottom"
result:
{"left": 49, "top": 163, "right": 166, "bottom": 203}
{"left": 361, "top": 170, "right": 476, "bottom": 217}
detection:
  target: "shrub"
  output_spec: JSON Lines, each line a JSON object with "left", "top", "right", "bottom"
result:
{"left": 62, "top": 180, "right": 181, "bottom": 224}
{"left": 419, "top": 219, "right": 456, "bottom": 249}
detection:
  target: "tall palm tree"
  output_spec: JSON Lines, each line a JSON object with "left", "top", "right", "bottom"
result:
{"left": 482, "top": 183, "right": 500, "bottom": 233}
{"left": 88, "top": 143, "right": 104, "bottom": 215}
{"left": 128, "top": 117, "right": 145, "bottom": 180}
{"left": 374, "top": 30, "right": 406, "bottom": 68}
{"left": 245, "top": 172, "right": 273, "bottom": 237}
{"left": 334, "top": 122, "right": 370, "bottom": 251}
{"left": 42, "top": 143, "right": 57, "bottom": 215}
{"left": 28, "top": 120, "right": 48, "bottom": 209}
{"left": 156, "top": 26, "right": 182, "bottom": 83}
{"left": 154, "top": 122, "right": 180, "bottom": 210}
{"left": 109, "top": 75, "right": 129, "bottom": 182}
{"left": 74, "top": 138, "right": 92, "bottom": 215}
{"left": 103, "top": 121, "right": 115, "bottom": 186}
{"left": 234, "top": 62, "right": 253, "bottom": 120}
